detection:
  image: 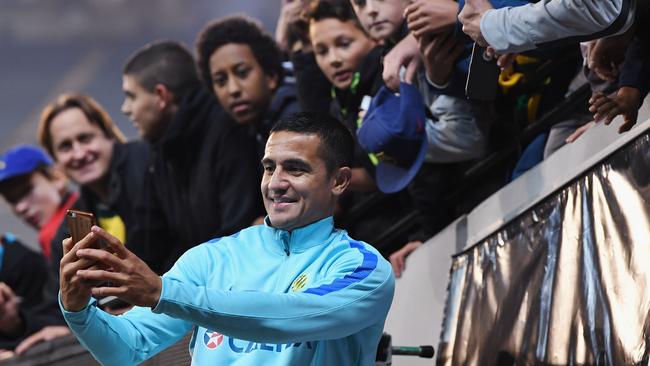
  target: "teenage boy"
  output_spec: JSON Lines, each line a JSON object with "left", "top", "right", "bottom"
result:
{"left": 349, "top": 0, "right": 492, "bottom": 276}
{"left": 305, "top": 0, "right": 415, "bottom": 253}
{"left": 121, "top": 40, "right": 264, "bottom": 251}
{"left": 0, "top": 145, "right": 71, "bottom": 353}
{"left": 196, "top": 16, "right": 300, "bottom": 159}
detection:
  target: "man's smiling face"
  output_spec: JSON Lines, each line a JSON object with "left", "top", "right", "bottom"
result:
{"left": 261, "top": 131, "right": 338, "bottom": 231}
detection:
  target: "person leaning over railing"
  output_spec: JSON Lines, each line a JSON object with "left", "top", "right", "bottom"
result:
{"left": 0, "top": 146, "right": 72, "bottom": 355}
{"left": 121, "top": 40, "right": 264, "bottom": 253}
{"left": 38, "top": 94, "right": 172, "bottom": 285}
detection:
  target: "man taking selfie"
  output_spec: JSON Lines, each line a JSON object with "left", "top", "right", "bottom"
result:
{"left": 59, "top": 112, "right": 395, "bottom": 366}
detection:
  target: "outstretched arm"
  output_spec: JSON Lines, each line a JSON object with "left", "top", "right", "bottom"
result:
{"left": 77, "top": 228, "right": 394, "bottom": 345}
{"left": 60, "top": 230, "right": 191, "bottom": 366}
{"left": 460, "top": 0, "right": 635, "bottom": 53}
{"left": 153, "top": 241, "right": 394, "bottom": 343}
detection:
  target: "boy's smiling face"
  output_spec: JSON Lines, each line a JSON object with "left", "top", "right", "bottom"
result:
{"left": 310, "top": 17, "right": 376, "bottom": 89}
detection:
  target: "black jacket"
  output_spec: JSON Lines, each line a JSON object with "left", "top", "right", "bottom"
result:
{"left": 247, "top": 81, "right": 301, "bottom": 159}
{"left": 0, "top": 234, "right": 65, "bottom": 350}
{"left": 290, "top": 51, "right": 333, "bottom": 115}
{"left": 148, "top": 87, "right": 264, "bottom": 252}
{"left": 619, "top": 4, "right": 650, "bottom": 98}
{"left": 51, "top": 141, "right": 172, "bottom": 276}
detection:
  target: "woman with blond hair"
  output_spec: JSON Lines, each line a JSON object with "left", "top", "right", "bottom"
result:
{"left": 38, "top": 94, "right": 173, "bottom": 280}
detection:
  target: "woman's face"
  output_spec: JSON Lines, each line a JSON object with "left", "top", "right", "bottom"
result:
{"left": 48, "top": 108, "right": 114, "bottom": 188}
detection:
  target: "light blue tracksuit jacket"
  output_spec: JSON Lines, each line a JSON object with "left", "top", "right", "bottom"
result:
{"left": 60, "top": 217, "right": 395, "bottom": 365}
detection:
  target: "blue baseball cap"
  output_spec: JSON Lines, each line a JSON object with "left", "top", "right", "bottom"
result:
{"left": 357, "top": 83, "right": 428, "bottom": 193}
{"left": 0, "top": 145, "right": 53, "bottom": 182}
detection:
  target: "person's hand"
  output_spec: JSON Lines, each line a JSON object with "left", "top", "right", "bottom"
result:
{"left": 59, "top": 233, "right": 105, "bottom": 312}
{"left": 587, "top": 32, "right": 634, "bottom": 82}
{"left": 74, "top": 226, "right": 162, "bottom": 308}
{"left": 0, "top": 283, "right": 23, "bottom": 336}
{"left": 565, "top": 121, "right": 596, "bottom": 143}
{"left": 405, "top": 0, "right": 458, "bottom": 39}
{"left": 496, "top": 52, "right": 516, "bottom": 70}
{"left": 383, "top": 34, "right": 421, "bottom": 91}
{"left": 275, "top": 0, "right": 308, "bottom": 52}
{"left": 14, "top": 326, "right": 71, "bottom": 355}
{"left": 458, "top": 0, "right": 493, "bottom": 47}
{"left": 484, "top": 47, "right": 516, "bottom": 70}
{"left": 389, "top": 241, "right": 423, "bottom": 278}
{"left": 589, "top": 87, "right": 642, "bottom": 133}
{"left": 0, "top": 349, "right": 13, "bottom": 360}
{"left": 419, "top": 31, "right": 465, "bottom": 87}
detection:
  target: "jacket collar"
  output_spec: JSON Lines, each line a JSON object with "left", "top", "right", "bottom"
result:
{"left": 331, "top": 46, "right": 383, "bottom": 119}
{"left": 264, "top": 216, "right": 336, "bottom": 253}
{"left": 155, "top": 86, "right": 221, "bottom": 155}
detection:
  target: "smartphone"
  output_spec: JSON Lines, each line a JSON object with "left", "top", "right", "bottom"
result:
{"left": 66, "top": 209, "right": 97, "bottom": 247}
{"left": 465, "top": 43, "right": 500, "bottom": 102}
{"left": 97, "top": 295, "right": 131, "bottom": 310}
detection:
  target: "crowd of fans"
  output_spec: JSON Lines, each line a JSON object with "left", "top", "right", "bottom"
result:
{"left": 0, "top": 0, "right": 648, "bottom": 357}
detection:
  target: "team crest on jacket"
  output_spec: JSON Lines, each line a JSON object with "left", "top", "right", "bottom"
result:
{"left": 204, "top": 330, "right": 224, "bottom": 349}
{"left": 291, "top": 273, "right": 308, "bottom": 292}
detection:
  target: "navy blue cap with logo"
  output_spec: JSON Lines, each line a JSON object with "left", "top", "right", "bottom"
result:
{"left": 357, "top": 82, "right": 428, "bottom": 193}
{"left": 0, "top": 144, "right": 53, "bottom": 183}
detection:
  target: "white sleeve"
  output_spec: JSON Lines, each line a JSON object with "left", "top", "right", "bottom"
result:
{"left": 481, "top": 0, "right": 636, "bottom": 53}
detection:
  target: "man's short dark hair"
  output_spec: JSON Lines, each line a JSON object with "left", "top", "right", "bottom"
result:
{"left": 196, "top": 15, "right": 283, "bottom": 94}
{"left": 123, "top": 40, "right": 200, "bottom": 101}
{"left": 307, "top": 0, "right": 365, "bottom": 30}
{"left": 271, "top": 112, "right": 354, "bottom": 173}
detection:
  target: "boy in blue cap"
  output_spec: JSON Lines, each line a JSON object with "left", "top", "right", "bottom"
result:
{"left": 0, "top": 145, "right": 72, "bottom": 353}
{"left": 0, "top": 145, "right": 77, "bottom": 260}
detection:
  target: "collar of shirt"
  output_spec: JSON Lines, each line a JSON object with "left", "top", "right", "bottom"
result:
{"left": 263, "top": 216, "right": 336, "bottom": 254}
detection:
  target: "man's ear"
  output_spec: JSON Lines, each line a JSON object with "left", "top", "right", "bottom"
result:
{"left": 331, "top": 166, "right": 352, "bottom": 196}
{"left": 154, "top": 84, "right": 175, "bottom": 110}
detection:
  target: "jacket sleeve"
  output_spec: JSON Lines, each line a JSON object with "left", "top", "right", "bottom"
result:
{"left": 20, "top": 276, "right": 66, "bottom": 336}
{"left": 618, "top": 36, "right": 650, "bottom": 99}
{"left": 61, "top": 297, "right": 192, "bottom": 366}
{"left": 479, "top": 0, "right": 636, "bottom": 53}
{"left": 152, "top": 242, "right": 395, "bottom": 344}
